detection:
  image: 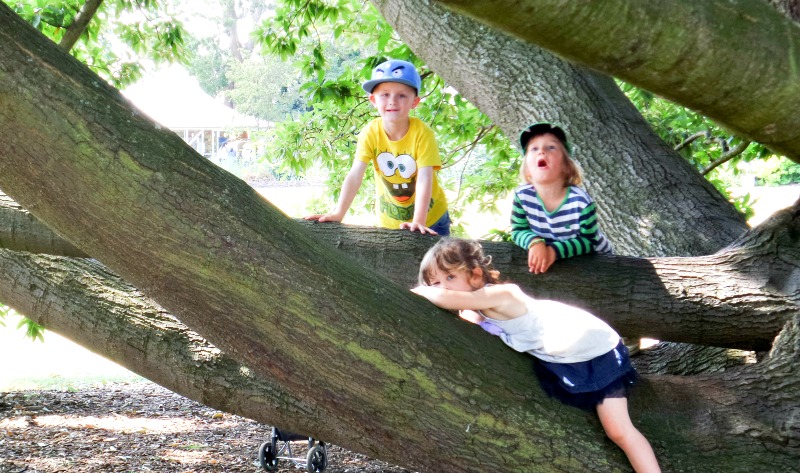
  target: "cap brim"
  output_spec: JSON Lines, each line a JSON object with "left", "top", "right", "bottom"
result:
{"left": 519, "top": 123, "right": 570, "bottom": 153}
{"left": 362, "top": 78, "right": 419, "bottom": 94}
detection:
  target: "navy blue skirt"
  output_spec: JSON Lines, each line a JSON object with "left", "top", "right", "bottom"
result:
{"left": 533, "top": 339, "right": 638, "bottom": 411}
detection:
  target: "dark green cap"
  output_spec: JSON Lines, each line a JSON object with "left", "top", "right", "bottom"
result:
{"left": 519, "top": 122, "right": 571, "bottom": 153}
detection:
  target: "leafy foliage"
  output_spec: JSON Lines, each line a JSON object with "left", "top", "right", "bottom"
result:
{"left": 17, "top": 313, "right": 45, "bottom": 342}
{"left": 5, "top": 0, "right": 188, "bottom": 87}
{"left": 251, "top": 0, "right": 518, "bottom": 233}
{"left": 755, "top": 157, "right": 800, "bottom": 186}
{"left": 0, "top": 305, "right": 45, "bottom": 342}
{"left": 617, "top": 81, "right": 792, "bottom": 175}
{"left": 617, "top": 80, "right": 797, "bottom": 218}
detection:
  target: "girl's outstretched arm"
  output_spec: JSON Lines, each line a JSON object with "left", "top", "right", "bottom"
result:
{"left": 411, "top": 284, "right": 527, "bottom": 319}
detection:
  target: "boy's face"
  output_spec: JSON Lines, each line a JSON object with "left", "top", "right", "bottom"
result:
{"left": 524, "top": 133, "right": 567, "bottom": 186}
{"left": 369, "top": 82, "right": 420, "bottom": 122}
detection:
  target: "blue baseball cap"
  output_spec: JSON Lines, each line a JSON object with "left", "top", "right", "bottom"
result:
{"left": 519, "top": 122, "right": 572, "bottom": 154}
{"left": 362, "top": 59, "right": 421, "bottom": 94}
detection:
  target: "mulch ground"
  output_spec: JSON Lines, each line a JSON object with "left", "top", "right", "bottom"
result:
{"left": 0, "top": 382, "right": 413, "bottom": 473}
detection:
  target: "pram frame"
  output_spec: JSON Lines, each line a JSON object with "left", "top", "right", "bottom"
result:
{"left": 258, "top": 427, "right": 327, "bottom": 472}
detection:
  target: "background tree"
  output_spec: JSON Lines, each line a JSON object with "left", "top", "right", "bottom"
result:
{"left": 184, "top": 0, "right": 279, "bottom": 108}
{"left": 213, "top": 52, "right": 307, "bottom": 122}
{"left": 433, "top": 0, "right": 800, "bottom": 161}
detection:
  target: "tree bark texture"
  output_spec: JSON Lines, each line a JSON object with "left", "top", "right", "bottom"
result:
{"left": 0, "top": 7, "right": 640, "bottom": 471}
{"left": 372, "top": 0, "right": 748, "bottom": 258}
{"left": 1, "top": 196, "right": 795, "bottom": 351}
{"left": 0, "top": 249, "right": 334, "bottom": 431}
{"left": 0, "top": 193, "right": 87, "bottom": 257}
{"left": 1, "top": 3, "right": 799, "bottom": 471}
{"left": 433, "top": 0, "right": 800, "bottom": 161}
{"left": 1, "top": 241, "right": 799, "bottom": 471}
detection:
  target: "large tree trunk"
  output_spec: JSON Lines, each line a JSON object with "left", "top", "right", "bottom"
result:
{"left": 1, "top": 224, "right": 799, "bottom": 472}
{"left": 2, "top": 3, "right": 799, "bottom": 471}
{"left": 432, "top": 0, "right": 800, "bottom": 161}
{"left": 1, "top": 198, "right": 795, "bottom": 351}
{"left": 372, "top": 0, "right": 748, "bottom": 258}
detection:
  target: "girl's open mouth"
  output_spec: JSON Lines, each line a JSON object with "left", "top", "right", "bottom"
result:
{"left": 537, "top": 158, "right": 548, "bottom": 168}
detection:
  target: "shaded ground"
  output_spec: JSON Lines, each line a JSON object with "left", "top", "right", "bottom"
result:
{"left": 0, "top": 382, "right": 412, "bottom": 473}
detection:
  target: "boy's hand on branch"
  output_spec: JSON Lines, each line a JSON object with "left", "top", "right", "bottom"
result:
{"left": 528, "top": 242, "right": 556, "bottom": 274}
{"left": 400, "top": 221, "right": 438, "bottom": 235}
{"left": 304, "top": 212, "right": 343, "bottom": 223}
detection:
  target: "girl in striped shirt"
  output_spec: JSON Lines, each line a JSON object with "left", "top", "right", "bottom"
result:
{"left": 511, "top": 123, "right": 612, "bottom": 274}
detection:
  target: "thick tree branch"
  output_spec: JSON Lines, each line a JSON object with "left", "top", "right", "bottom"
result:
{"left": 1, "top": 193, "right": 795, "bottom": 351}
{"left": 433, "top": 0, "right": 800, "bottom": 161}
{"left": 2, "top": 3, "right": 798, "bottom": 470}
{"left": 0, "top": 7, "right": 631, "bottom": 470}
{"left": 59, "top": 0, "right": 104, "bottom": 52}
{"left": 1, "top": 247, "right": 798, "bottom": 471}
{"left": 0, "top": 249, "right": 321, "bottom": 430}
{"left": 0, "top": 193, "right": 87, "bottom": 257}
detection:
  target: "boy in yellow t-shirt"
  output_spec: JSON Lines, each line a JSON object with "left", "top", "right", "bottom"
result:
{"left": 305, "top": 59, "right": 450, "bottom": 235}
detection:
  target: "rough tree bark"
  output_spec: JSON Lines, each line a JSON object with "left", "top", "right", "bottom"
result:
{"left": 372, "top": 0, "right": 747, "bottom": 258}
{"left": 0, "top": 199, "right": 794, "bottom": 351}
{"left": 0, "top": 193, "right": 87, "bottom": 257}
{"left": 432, "top": 0, "right": 800, "bottom": 161}
{"left": 1, "top": 214, "right": 799, "bottom": 472}
{"left": 2, "top": 3, "right": 799, "bottom": 472}
{"left": 0, "top": 249, "right": 332, "bottom": 430}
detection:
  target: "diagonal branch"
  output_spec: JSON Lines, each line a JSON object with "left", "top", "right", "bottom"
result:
{"left": 59, "top": 0, "right": 104, "bottom": 52}
{"left": 702, "top": 140, "right": 752, "bottom": 175}
{"left": 1, "top": 192, "right": 796, "bottom": 351}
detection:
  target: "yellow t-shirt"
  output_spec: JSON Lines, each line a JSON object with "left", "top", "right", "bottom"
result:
{"left": 355, "top": 117, "right": 448, "bottom": 229}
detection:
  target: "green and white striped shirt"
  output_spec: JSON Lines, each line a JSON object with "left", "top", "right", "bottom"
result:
{"left": 510, "top": 184, "right": 612, "bottom": 258}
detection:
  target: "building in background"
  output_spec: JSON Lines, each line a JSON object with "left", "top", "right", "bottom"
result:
{"left": 122, "top": 66, "right": 267, "bottom": 159}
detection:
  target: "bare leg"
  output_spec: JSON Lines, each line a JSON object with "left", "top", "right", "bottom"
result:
{"left": 596, "top": 397, "right": 661, "bottom": 473}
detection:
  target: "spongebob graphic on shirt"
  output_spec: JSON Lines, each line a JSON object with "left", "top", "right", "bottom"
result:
{"left": 355, "top": 117, "right": 448, "bottom": 229}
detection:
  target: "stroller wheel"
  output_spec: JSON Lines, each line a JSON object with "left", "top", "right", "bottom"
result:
{"left": 306, "top": 445, "right": 327, "bottom": 472}
{"left": 258, "top": 441, "right": 278, "bottom": 471}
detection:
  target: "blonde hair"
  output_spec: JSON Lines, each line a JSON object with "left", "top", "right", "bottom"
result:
{"left": 519, "top": 135, "right": 583, "bottom": 187}
{"left": 418, "top": 238, "right": 501, "bottom": 286}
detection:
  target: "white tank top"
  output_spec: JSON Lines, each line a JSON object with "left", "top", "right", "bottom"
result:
{"left": 481, "top": 296, "right": 619, "bottom": 364}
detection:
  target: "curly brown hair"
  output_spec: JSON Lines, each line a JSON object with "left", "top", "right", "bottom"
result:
{"left": 418, "top": 238, "right": 501, "bottom": 286}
